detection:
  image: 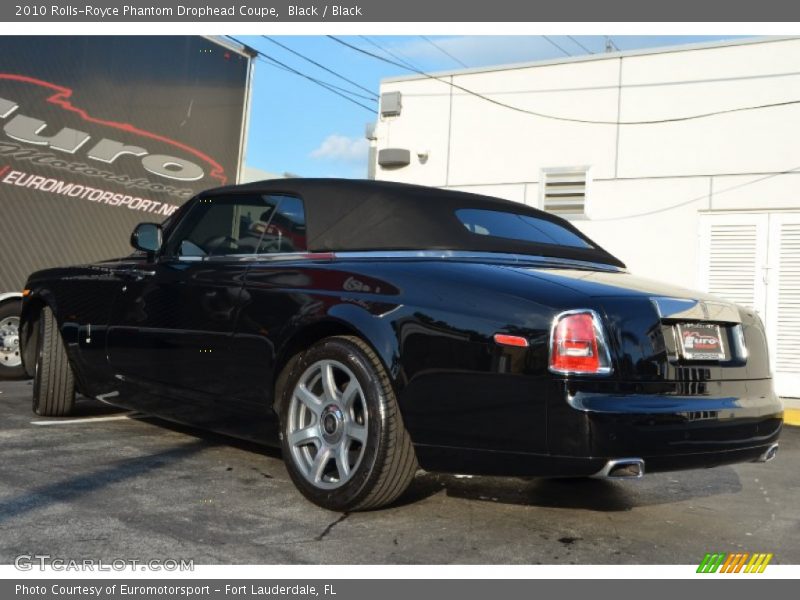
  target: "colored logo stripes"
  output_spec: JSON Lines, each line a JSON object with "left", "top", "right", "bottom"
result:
{"left": 697, "top": 552, "right": 773, "bottom": 573}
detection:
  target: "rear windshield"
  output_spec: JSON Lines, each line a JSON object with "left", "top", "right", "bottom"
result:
{"left": 456, "top": 208, "right": 593, "bottom": 249}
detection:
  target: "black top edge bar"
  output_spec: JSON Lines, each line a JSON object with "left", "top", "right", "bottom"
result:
{"left": 1, "top": 0, "right": 798, "bottom": 22}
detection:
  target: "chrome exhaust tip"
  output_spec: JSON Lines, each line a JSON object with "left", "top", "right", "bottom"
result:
{"left": 593, "top": 458, "right": 645, "bottom": 479}
{"left": 755, "top": 443, "right": 779, "bottom": 463}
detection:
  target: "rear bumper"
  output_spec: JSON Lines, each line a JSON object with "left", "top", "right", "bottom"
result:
{"left": 414, "top": 441, "right": 779, "bottom": 478}
{"left": 567, "top": 380, "right": 783, "bottom": 460}
{"left": 414, "top": 378, "right": 783, "bottom": 477}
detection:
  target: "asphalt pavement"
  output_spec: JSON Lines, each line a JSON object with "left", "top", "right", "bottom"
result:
{"left": 0, "top": 379, "right": 797, "bottom": 565}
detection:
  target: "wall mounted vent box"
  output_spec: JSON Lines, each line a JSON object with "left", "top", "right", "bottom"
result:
{"left": 378, "top": 148, "right": 411, "bottom": 168}
{"left": 381, "top": 91, "right": 402, "bottom": 116}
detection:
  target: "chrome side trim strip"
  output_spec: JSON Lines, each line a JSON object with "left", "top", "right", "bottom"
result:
{"left": 186, "top": 250, "right": 625, "bottom": 270}
{"left": 332, "top": 251, "right": 625, "bottom": 271}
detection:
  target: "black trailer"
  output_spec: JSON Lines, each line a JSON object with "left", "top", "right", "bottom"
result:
{"left": 0, "top": 35, "right": 254, "bottom": 378}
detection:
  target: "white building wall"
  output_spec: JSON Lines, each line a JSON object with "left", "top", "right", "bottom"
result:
{"left": 617, "top": 41, "right": 800, "bottom": 179}
{"left": 579, "top": 177, "right": 711, "bottom": 289}
{"left": 379, "top": 78, "right": 453, "bottom": 187}
{"left": 375, "top": 37, "right": 800, "bottom": 397}
{"left": 446, "top": 59, "right": 621, "bottom": 185}
{"left": 374, "top": 37, "right": 800, "bottom": 290}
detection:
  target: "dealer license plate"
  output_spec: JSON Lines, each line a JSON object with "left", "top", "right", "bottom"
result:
{"left": 676, "top": 322, "right": 726, "bottom": 361}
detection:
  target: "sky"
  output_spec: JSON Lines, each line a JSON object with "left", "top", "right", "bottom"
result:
{"left": 239, "top": 35, "right": 743, "bottom": 179}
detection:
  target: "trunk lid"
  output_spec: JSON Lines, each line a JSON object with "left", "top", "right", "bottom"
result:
{"left": 511, "top": 266, "right": 771, "bottom": 382}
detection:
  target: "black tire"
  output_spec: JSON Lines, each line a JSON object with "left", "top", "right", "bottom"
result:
{"left": 0, "top": 299, "right": 26, "bottom": 380}
{"left": 279, "top": 336, "right": 418, "bottom": 511}
{"left": 32, "top": 306, "right": 76, "bottom": 417}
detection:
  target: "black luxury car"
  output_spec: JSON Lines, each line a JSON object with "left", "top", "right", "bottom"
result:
{"left": 19, "top": 179, "right": 783, "bottom": 510}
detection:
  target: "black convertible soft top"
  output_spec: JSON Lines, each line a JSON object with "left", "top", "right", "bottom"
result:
{"left": 203, "top": 178, "right": 625, "bottom": 268}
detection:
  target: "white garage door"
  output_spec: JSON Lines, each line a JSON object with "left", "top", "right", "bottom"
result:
{"left": 699, "top": 212, "right": 800, "bottom": 398}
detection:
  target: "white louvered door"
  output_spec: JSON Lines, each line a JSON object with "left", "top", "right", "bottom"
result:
{"left": 699, "top": 212, "right": 800, "bottom": 398}
{"left": 766, "top": 213, "right": 800, "bottom": 398}
{"left": 698, "top": 213, "right": 768, "bottom": 312}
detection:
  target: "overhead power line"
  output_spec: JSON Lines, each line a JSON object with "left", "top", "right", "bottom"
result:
{"left": 605, "top": 36, "right": 620, "bottom": 53}
{"left": 420, "top": 35, "right": 469, "bottom": 68}
{"left": 248, "top": 49, "right": 377, "bottom": 102}
{"left": 359, "top": 35, "right": 422, "bottom": 72}
{"left": 592, "top": 163, "right": 800, "bottom": 222}
{"left": 261, "top": 57, "right": 378, "bottom": 102}
{"left": 261, "top": 36, "right": 379, "bottom": 100}
{"left": 327, "top": 35, "right": 800, "bottom": 126}
{"left": 542, "top": 35, "right": 571, "bottom": 57}
{"left": 228, "top": 36, "right": 376, "bottom": 114}
{"left": 260, "top": 55, "right": 377, "bottom": 112}
{"left": 259, "top": 55, "right": 377, "bottom": 112}
{"left": 567, "top": 36, "right": 595, "bottom": 55}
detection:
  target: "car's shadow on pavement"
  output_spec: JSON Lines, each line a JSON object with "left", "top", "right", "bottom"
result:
{"left": 0, "top": 439, "right": 214, "bottom": 524}
{"left": 70, "top": 400, "right": 129, "bottom": 418}
{"left": 23, "top": 393, "right": 131, "bottom": 419}
{"left": 69, "top": 396, "right": 743, "bottom": 513}
{"left": 69, "top": 396, "right": 284, "bottom": 458}
{"left": 133, "top": 415, "right": 285, "bottom": 460}
{"left": 397, "top": 468, "right": 743, "bottom": 512}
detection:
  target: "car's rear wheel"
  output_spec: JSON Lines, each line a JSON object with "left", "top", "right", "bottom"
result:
{"left": 279, "top": 336, "right": 418, "bottom": 511}
{"left": 32, "top": 306, "right": 76, "bottom": 416}
{"left": 0, "top": 299, "right": 26, "bottom": 380}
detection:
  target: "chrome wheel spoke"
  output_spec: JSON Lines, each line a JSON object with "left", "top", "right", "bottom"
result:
{"left": 348, "top": 423, "right": 367, "bottom": 444}
{"left": 321, "top": 361, "right": 338, "bottom": 402}
{"left": 335, "top": 441, "right": 351, "bottom": 480}
{"left": 341, "top": 379, "right": 360, "bottom": 410}
{"left": 311, "top": 447, "right": 332, "bottom": 483}
{"left": 289, "top": 424, "right": 320, "bottom": 448}
{"left": 295, "top": 383, "right": 323, "bottom": 416}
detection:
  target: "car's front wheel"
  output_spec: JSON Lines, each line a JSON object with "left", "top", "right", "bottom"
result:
{"left": 32, "top": 306, "right": 76, "bottom": 416}
{"left": 279, "top": 336, "right": 418, "bottom": 511}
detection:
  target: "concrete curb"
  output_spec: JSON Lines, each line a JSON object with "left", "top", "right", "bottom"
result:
{"left": 785, "top": 409, "right": 800, "bottom": 427}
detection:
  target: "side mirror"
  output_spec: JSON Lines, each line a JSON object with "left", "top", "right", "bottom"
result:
{"left": 130, "top": 223, "right": 162, "bottom": 258}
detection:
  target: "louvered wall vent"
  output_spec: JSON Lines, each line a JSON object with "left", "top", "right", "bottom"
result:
{"left": 706, "top": 223, "right": 759, "bottom": 309}
{"left": 542, "top": 168, "right": 588, "bottom": 215}
{"left": 776, "top": 222, "right": 800, "bottom": 374}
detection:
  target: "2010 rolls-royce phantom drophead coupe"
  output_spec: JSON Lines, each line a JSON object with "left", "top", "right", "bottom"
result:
{"left": 19, "top": 179, "right": 782, "bottom": 511}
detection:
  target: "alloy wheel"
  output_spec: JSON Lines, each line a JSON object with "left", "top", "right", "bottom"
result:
{"left": 287, "top": 359, "right": 369, "bottom": 489}
{"left": 0, "top": 316, "right": 21, "bottom": 368}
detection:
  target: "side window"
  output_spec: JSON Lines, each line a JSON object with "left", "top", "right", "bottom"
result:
{"left": 165, "top": 194, "right": 306, "bottom": 258}
{"left": 251, "top": 195, "right": 307, "bottom": 255}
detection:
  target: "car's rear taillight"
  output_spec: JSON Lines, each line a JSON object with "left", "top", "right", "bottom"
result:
{"left": 549, "top": 310, "right": 613, "bottom": 375}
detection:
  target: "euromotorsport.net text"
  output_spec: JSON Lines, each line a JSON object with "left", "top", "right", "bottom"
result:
{"left": 0, "top": 167, "right": 180, "bottom": 216}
